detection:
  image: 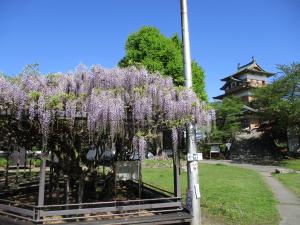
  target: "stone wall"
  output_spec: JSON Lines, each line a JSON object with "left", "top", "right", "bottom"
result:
{"left": 229, "top": 131, "right": 279, "bottom": 163}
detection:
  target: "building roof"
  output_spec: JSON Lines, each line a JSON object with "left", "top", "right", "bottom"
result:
{"left": 212, "top": 93, "right": 226, "bottom": 100}
{"left": 242, "top": 105, "right": 258, "bottom": 113}
{"left": 220, "top": 57, "right": 274, "bottom": 81}
{"left": 220, "top": 76, "right": 242, "bottom": 90}
{"left": 213, "top": 85, "right": 252, "bottom": 100}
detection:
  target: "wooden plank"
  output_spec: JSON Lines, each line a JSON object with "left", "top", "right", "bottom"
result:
{"left": 40, "top": 207, "right": 116, "bottom": 217}
{"left": 38, "top": 155, "right": 47, "bottom": 208}
{"left": 0, "top": 214, "right": 34, "bottom": 224}
{"left": 0, "top": 204, "right": 33, "bottom": 217}
{"left": 0, "top": 211, "right": 34, "bottom": 223}
{"left": 43, "top": 212, "right": 192, "bottom": 225}
{"left": 38, "top": 209, "right": 181, "bottom": 222}
{"left": 40, "top": 201, "right": 181, "bottom": 217}
{"left": 141, "top": 182, "right": 174, "bottom": 195}
{"left": 115, "top": 202, "right": 182, "bottom": 211}
{"left": 37, "top": 197, "right": 180, "bottom": 208}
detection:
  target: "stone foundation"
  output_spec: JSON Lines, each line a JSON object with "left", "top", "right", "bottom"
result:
{"left": 229, "top": 131, "right": 280, "bottom": 163}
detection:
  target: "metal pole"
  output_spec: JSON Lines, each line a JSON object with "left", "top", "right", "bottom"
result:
{"left": 180, "top": 0, "right": 201, "bottom": 224}
{"left": 181, "top": 0, "right": 192, "bottom": 89}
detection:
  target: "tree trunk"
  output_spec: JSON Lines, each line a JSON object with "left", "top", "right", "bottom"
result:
{"left": 156, "top": 131, "right": 163, "bottom": 156}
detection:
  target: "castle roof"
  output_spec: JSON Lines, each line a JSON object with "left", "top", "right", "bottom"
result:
{"left": 220, "top": 57, "right": 274, "bottom": 82}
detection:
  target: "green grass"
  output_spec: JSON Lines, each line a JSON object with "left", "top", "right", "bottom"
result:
{"left": 0, "top": 158, "right": 41, "bottom": 168}
{"left": 273, "top": 173, "right": 300, "bottom": 197}
{"left": 142, "top": 159, "right": 173, "bottom": 168}
{"left": 0, "top": 157, "right": 7, "bottom": 167}
{"left": 142, "top": 162, "right": 279, "bottom": 225}
{"left": 277, "top": 159, "right": 300, "bottom": 171}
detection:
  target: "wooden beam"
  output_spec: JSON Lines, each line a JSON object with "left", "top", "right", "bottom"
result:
{"left": 38, "top": 156, "right": 47, "bottom": 207}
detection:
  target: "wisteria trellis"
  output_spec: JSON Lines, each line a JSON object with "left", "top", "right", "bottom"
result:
{"left": 0, "top": 64, "right": 215, "bottom": 160}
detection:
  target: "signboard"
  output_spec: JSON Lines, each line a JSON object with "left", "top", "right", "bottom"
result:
{"left": 9, "top": 148, "right": 26, "bottom": 167}
{"left": 187, "top": 153, "right": 203, "bottom": 162}
{"left": 115, "top": 161, "right": 140, "bottom": 181}
{"left": 210, "top": 145, "right": 220, "bottom": 153}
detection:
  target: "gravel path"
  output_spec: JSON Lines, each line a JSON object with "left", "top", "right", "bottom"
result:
{"left": 201, "top": 160, "right": 300, "bottom": 225}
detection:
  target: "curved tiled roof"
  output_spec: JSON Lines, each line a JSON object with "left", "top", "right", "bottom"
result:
{"left": 220, "top": 57, "right": 274, "bottom": 81}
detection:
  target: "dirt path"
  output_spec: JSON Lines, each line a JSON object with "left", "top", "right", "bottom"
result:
{"left": 201, "top": 160, "right": 300, "bottom": 225}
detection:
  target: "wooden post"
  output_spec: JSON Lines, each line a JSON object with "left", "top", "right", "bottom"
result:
{"left": 16, "top": 147, "right": 20, "bottom": 184}
{"left": 49, "top": 152, "right": 54, "bottom": 204}
{"left": 173, "top": 143, "right": 181, "bottom": 198}
{"left": 55, "top": 166, "right": 61, "bottom": 204}
{"left": 38, "top": 137, "right": 47, "bottom": 220}
{"left": 36, "top": 151, "right": 47, "bottom": 222}
{"left": 38, "top": 155, "right": 47, "bottom": 206}
{"left": 64, "top": 175, "right": 70, "bottom": 209}
{"left": 5, "top": 151, "right": 9, "bottom": 187}
{"left": 138, "top": 161, "right": 142, "bottom": 199}
{"left": 29, "top": 157, "right": 32, "bottom": 175}
{"left": 23, "top": 149, "right": 27, "bottom": 178}
{"left": 78, "top": 178, "right": 84, "bottom": 208}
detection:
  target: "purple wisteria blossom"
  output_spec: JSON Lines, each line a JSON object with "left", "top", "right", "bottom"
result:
{"left": 0, "top": 65, "right": 213, "bottom": 160}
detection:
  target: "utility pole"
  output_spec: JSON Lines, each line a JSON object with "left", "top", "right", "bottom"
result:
{"left": 180, "top": 0, "right": 201, "bottom": 225}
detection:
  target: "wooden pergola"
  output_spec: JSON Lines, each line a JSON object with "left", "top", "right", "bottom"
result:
{"left": 0, "top": 109, "right": 190, "bottom": 224}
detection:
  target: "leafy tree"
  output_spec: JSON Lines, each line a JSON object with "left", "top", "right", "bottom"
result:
{"left": 211, "top": 96, "right": 244, "bottom": 142}
{"left": 253, "top": 63, "right": 300, "bottom": 140}
{"left": 192, "top": 61, "right": 207, "bottom": 102}
{"left": 119, "top": 26, "right": 208, "bottom": 101}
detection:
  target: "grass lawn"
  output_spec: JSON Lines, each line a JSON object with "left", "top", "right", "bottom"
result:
{"left": 273, "top": 173, "right": 300, "bottom": 197}
{"left": 143, "top": 162, "right": 279, "bottom": 225}
{"left": 0, "top": 157, "right": 7, "bottom": 167}
{"left": 277, "top": 159, "right": 300, "bottom": 171}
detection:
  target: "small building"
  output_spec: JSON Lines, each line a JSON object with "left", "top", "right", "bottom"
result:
{"left": 208, "top": 143, "right": 222, "bottom": 159}
{"left": 213, "top": 57, "right": 274, "bottom": 129}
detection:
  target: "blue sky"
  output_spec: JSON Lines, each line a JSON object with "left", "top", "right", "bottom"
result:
{"left": 0, "top": 0, "right": 299, "bottom": 101}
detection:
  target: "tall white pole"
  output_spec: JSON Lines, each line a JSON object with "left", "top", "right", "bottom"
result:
{"left": 180, "top": 0, "right": 201, "bottom": 225}
{"left": 180, "top": 0, "right": 192, "bottom": 89}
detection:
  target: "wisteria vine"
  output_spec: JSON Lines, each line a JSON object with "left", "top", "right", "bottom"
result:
{"left": 0, "top": 65, "right": 214, "bottom": 160}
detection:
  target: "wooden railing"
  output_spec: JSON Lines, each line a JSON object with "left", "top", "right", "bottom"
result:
{"left": 0, "top": 196, "right": 182, "bottom": 223}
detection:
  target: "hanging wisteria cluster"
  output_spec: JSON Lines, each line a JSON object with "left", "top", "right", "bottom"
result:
{"left": 0, "top": 65, "right": 214, "bottom": 159}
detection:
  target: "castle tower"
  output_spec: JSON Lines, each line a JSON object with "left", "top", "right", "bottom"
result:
{"left": 213, "top": 57, "right": 274, "bottom": 103}
{"left": 213, "top": 57, "right": 274, "bottom": 129}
